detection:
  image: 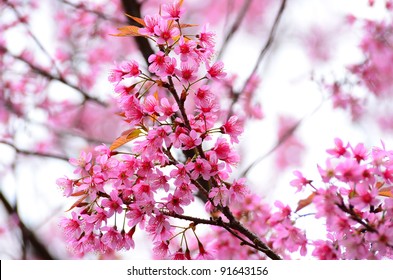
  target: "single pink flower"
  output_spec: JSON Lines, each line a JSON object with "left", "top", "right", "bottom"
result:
{"left": 148, "top": 51, "right": 167, "bottom": 75}
{"left": 186, "top": 157, "right": 212, "bottom": 180}
{"left": 206, "top": 61, "right": 226, "bottom": 80}
{"left": 290, "top": 170, "right": 312, "bottom": 192}
{"left": 174, "top": 36, "right": 197, "bottom": 62}
{"left": 326, "top": 138, "right": 350, "bottom": 158}
{"left": 139, "top": 14, "right": 160, "bottom": 36}
{"left": 221, "top": 115, "right": 244, "bottom": 143}
{"left": 56, "top": 176, "right": 74, "bottom": 197}
{"left": 175, "top": 63, "right": 198, "bottom": 83}
{"left": 162, "top": 1, "right": 185, "bottom": 20}
{"left": 154, "top": 19, "right": 179, "bottom": 45}
{"left": 101, "top": 190, "right": 123, "bottom": 216}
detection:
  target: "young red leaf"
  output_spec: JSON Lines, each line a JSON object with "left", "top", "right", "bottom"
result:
{"left": 70, "top": 190, "right": 87, "bottom": 197}
{"left": 110, "top": 128, "right": 142, "bottom": 151}
{"left": 65, "top": 194, "right": 88, "bottom": 212}
{"left": 295, "top": 192, "right": 316, "bottom": 212}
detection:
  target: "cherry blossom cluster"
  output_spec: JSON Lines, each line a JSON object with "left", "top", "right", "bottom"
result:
{"left": 291, "top": 138, "right": 393, "bottom": 259}
{"left": 349, "top": 18, "right": 393, "bottom": 97}
{"left": 58, "top": 1, "right": 259, "bottom": 259}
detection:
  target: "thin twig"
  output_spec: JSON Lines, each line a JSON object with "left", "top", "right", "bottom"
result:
{"left": 0, "top": 140, "right": 69, "bottom": 161}
{"left": 0, "top": 190, "right": 54, "bottom": 259}
{"left": 217, "top": 0, "right": 253, "bottom": 60}
{"left": 0, "top": 45, "right": 107, "bottom": 107}
{"left": 241, "top": 101, "right": 323, "bottom": 177}
{"left": 6, "top": 1, "right": 63, "bottom": 77}
{"left": 243, "top": 0, "right": 287, "bottom": 84}
{"left": 227, "top": 0, "right": 287, "bottom": 117}
{"left": 60, "top": 0, "right": 126, "bottom": 25}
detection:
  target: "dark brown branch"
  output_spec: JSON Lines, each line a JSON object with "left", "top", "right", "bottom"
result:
{"left": 336, "top": 202, "right": 378, "bottom": 234}
{"left": 0, "top": 190, "right": 54, "bottom": 259}
{"left": 219, "top": 206, "right": 281, "bottom": 260}
{"left": 164, "top": 211, "right": 221, "bottom": 226}
{"left": 163, "top": 211, "right": 265, "bottom": 253}
{"left": 121, "top": 0, "right": 155, "bottom": 65}
{"left": 164, "top": 208, "right": 281, "bottom": 260}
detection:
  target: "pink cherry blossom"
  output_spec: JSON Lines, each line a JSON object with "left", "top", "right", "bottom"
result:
{"left": 56, "top": 176, "right": 74, "bottom": 197}
{"left": 221, "top": 115, "right": 244, "bottom": 143}
{"left": 326, "top": 138, "right": 350, "bottom": 158}
{"left": 289, "top": 170, "right": 311, "bottom": 192}
{"left": 175, "top": 63, "right": 198, "bottom": 83}
{"left": 174, "top": 36, "right": 197, "bottom": 62}
{"left": 206, "top": 61, "right": 226, "bottom": 80}
{"left": 148, "top": 51, "right": 167, "bottom": 75}
{"left": 101, "top": 190, "right": 123, "bottom": 216}
{"left": 178, "top": 130, "right": 202, "bottom": 150}
{"left": 162, "top": 1, "right": 185, "bottom": 20}
{"left": 139, "top": 14, "right": 161, "bottom": 36}
{"left": 154, "top": 19, "right": 179, "bottom": 45}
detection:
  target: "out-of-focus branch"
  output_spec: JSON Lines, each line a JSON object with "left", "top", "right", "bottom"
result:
{"left": 5, "top": 1, "right": 63, "bottom": 77}
{"left": 241, "top": 101, "right": 323, "bottom": 177}
{"left": 0, "top": 190, "right": 54, "bottom": 259}
{"left": 120, "top": 0, "right": 155, "bottom": 65}
{"left": 228, "top": 0, "right": 287, "bottom": 117}
{"left": 0, "top": 45, "right": 107, "bottom": 107}
{"left": 60, "top": 0, "right": 126, "bottom": 25}
{"left": 0, "top": 140, "right": 69, "bottom": 161}
{"left": 243, "top": 0, "right": 287, "bottom": 83}
{"left": 217, "top": 0, "right": 253, "bottom": 60}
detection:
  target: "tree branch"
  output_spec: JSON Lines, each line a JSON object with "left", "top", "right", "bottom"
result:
{"left": 241, "top": 101, "right": 323, "bottom": 177}
{"left": 0, "top": 190, "right": 54, "bottom": 259}
{"left": 227, "top": 0, "right": 287, "bottom": 117}
{"left": 0, "top": 45, "right": 107, "bottom": 107}
{"left": 217, "top": 0, "right": 253, "bottom": 60}
{"left": 61, "top": 0, "right": 126, "bottom": 25}
{"left": 0, "top": 140, "right": 69, "bottom": 161}
{"left": 164, "top": 208, "right": 282, "bottom": 260}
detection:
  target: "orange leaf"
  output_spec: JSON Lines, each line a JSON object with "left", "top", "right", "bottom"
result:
{"left": 111, "top": 25, "right": 144, "bottom": 37}
{"left": 376, "top": 181, "right": 385, "bottom": 189}
{"left": 179, "top": 23, "right": 198, "bottom": 28}
{"left": 378, "top": 188, "right": 393, "bottom": 198}
{"left": 110, "top": 128, "right": 142, "bottom": 151}
{"left": 295, "top": 192, "right": 316, "bottom": 212}
{"left": 125, "top": 14, "right": 146, "bottom": 26}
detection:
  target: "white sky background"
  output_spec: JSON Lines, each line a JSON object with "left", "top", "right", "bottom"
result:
{"left": 0, "top": 0, "right": 392, "bottom": 259}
